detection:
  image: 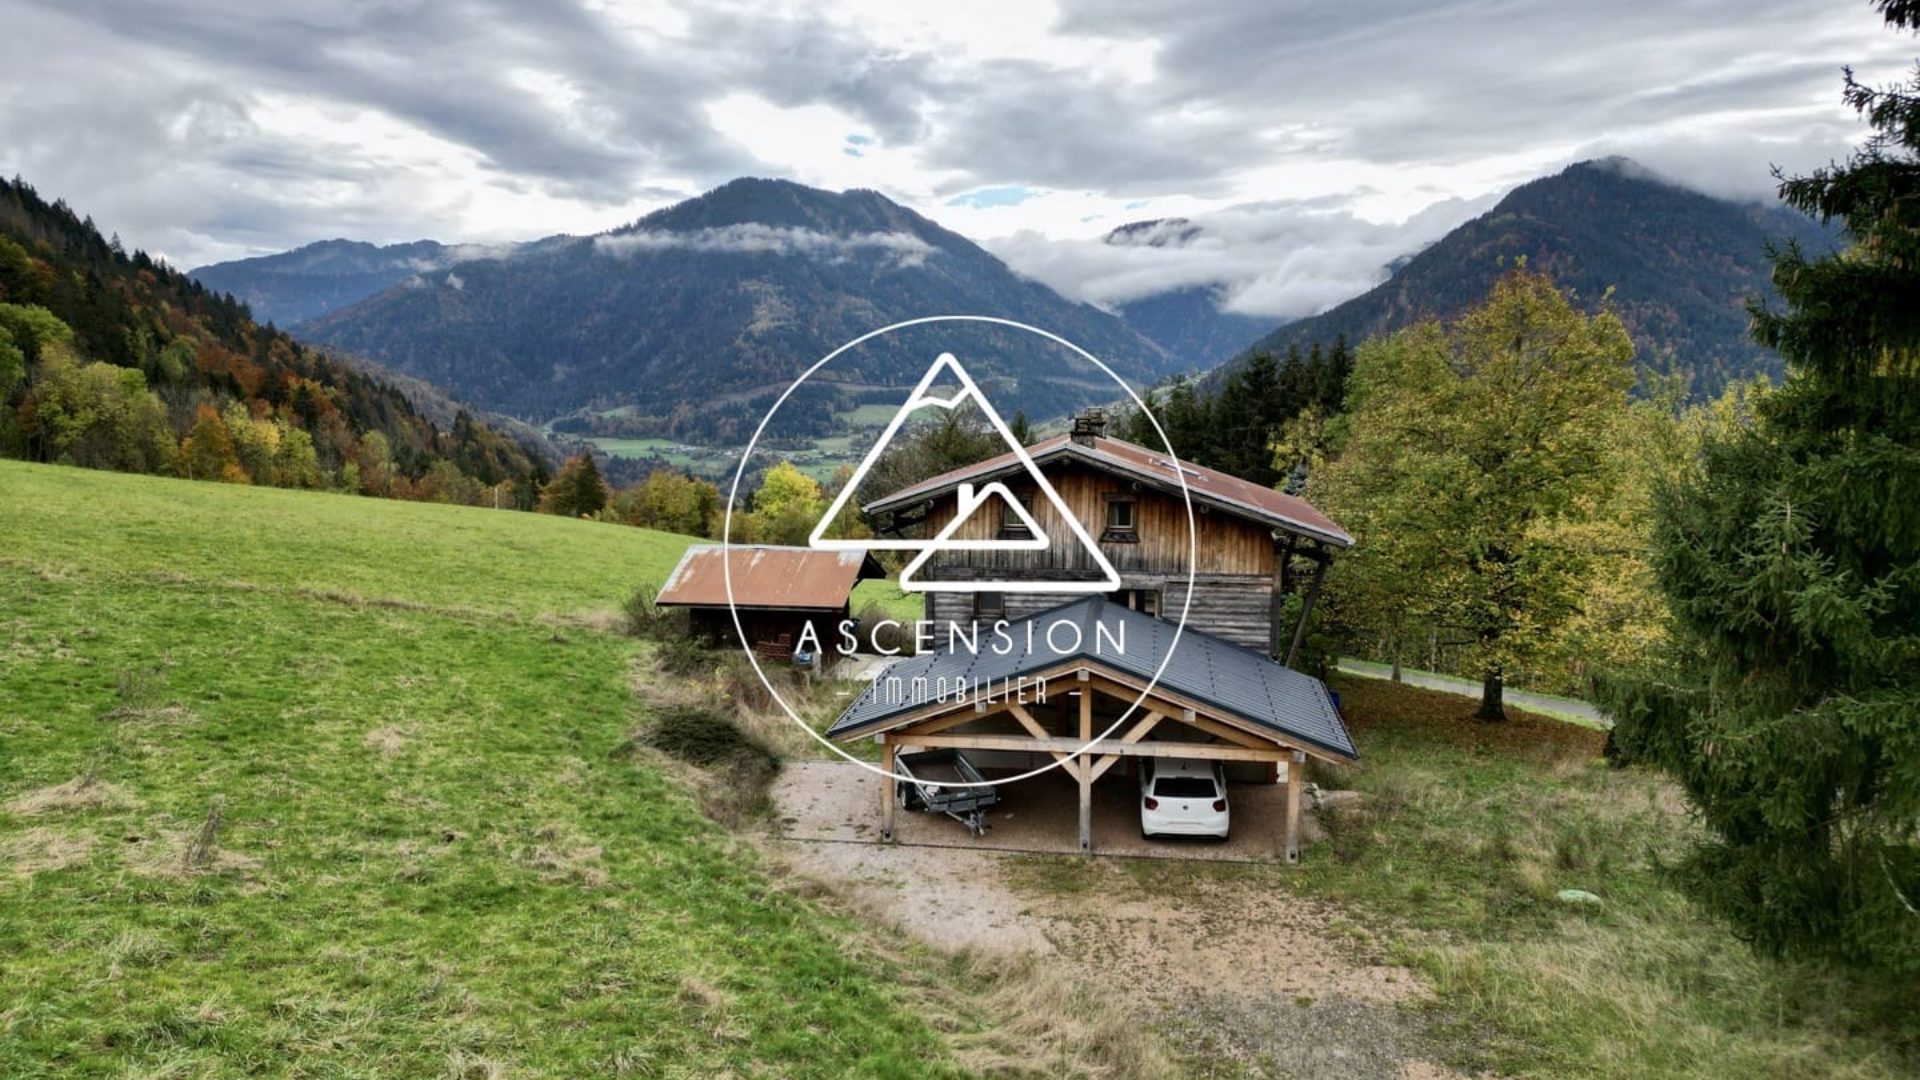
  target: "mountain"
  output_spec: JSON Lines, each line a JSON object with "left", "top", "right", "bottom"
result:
{"left": 279, "top": 179, "right": 1178, "bottom": 442}
{"left": 1101, "top": 219, "right": 1280, "bottom": 366}
{"left": 0, "top": 177, "right": 549, "bottom": 502}
{"left": 1217, "top": 158, "right": 1840, "bottom": 398}
{"left": 1116, "top": 286, "right": 1278, "bottom": 367}
{"left": 189, "top": 236, "right": 582, "bottom": 326}
{"left": 190, "top": 239, "right": 463, "bottom": 326}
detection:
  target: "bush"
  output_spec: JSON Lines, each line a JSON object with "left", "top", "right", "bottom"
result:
{"left": 622, "top": 705, "right": 781, "bottom": 827}
{"left": 623, "top": 581, "right": 685, "bottom": 638}
{"left": 852, "top": 601, "right": 916, "bottom": 656}
{"left": 624, "top": 582, "right": 707, "bottom": 674}
{"left": 634, "top": 705, "right": 776, "bottom": 769}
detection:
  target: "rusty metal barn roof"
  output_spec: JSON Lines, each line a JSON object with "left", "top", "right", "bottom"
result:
{"left": 862, "top": 434, "right": 1352, "bottom": 548}
{"left": 656, "top": 545, "right": 883, "bottom": 610}
{"left": 827, "top": 596, "right": 1357, "bottom": 761}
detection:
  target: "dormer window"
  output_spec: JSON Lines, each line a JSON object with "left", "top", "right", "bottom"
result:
{"left": 1102, "top": 493, "right": 1138, "bottom": 543}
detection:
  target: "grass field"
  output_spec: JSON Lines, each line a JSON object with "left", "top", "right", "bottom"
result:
{"left": 833, "top": 404, "right": 899, "bottom": 427}
{"left": 7, "top": 462, "right": 1915, "bottom": 1078}
{"left": 0, "top": 462, "right": 978, "bottom": 1077}
{"left": 0, "top": 462, "right": 697, "bottom": 617}
{"left": 852, "top": 579, "right": 924, "bottom": 623}
{"left": 999, "top": 678, "right": 1920, "bottom": 1078}
{"left": 587, "top": 403, "right": 903, "bottom": 482}
{"left": 585, "top": 437, "right": 710, "bottom": 471}
{"left": 1299, "top": 678, "right": 1920, "bottom": 1078}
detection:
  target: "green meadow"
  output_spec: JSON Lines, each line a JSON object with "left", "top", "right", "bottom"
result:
{"left": 0, "top": 462, "right": 962, "bottom": 1077}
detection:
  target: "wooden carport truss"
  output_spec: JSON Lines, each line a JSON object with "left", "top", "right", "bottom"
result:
{"left": 872, "top": 662, "right": 1337, "bottom": 861}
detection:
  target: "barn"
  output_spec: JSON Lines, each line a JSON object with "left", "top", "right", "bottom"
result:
{"left": 656, "top": 544, "right": 883, "bottom": 666}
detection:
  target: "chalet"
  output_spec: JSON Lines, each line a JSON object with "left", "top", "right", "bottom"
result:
{"left": 863, "top": 409, "right": 1353, "bottom": 664}
{"left": 832, "top": 410, "right": 1358, "bottom": 860}
{"left": 656, "top": 544, "right": 882, "bottom": 666}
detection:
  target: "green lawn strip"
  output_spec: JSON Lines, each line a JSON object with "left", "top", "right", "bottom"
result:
{"left": 1269, "top": 675, "right": 1920, "bottom": 1078}
{"left": 850, "top": 579, "right": 924, "bottom": 624}
{"left": 833, "top": 405, "right": 898, "bottom": 427}
{"left": 0, "top": 460, "right": 696, "bottom": 618}
{"left": 0, "top": 567, "right": 967, "bottom": 1077}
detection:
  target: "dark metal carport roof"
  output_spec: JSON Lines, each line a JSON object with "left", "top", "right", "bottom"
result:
{"left": 828, "top": 596, "right": 1357, "bottom": 761}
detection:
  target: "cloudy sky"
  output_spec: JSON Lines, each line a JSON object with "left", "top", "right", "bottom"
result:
{"left": 1, "top": 0, "right": 1909, "bottom": 318}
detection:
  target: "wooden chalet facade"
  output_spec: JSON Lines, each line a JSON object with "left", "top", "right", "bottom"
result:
{"left": 863, "top": 411, "right": 1353, "bottom": 665}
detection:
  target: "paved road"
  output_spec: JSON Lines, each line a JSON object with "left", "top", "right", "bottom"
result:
{"left": 1336, "top": 658, "right": 1610, "bottom": 727}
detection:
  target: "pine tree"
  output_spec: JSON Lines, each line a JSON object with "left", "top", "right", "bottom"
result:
{"left": 1599, "top": 1, "right": 1920, "bottom": 969}
{"left": 1217, "top": 351, "right": 1283, "bottom": 485}
{"left": 1009, "top": 409, "right": 1033, "bottom": 445}
{"left": 539, "top": 454, "right": 609, "bottom": 517}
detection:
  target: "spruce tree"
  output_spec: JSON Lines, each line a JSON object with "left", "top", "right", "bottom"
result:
{"left": 1601, "top": 0, "right": 1920, "bottom": 968}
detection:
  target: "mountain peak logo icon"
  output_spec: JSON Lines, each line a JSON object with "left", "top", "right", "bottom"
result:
{"left": 809, "top": 351, "right": 1122, "bottom": 594}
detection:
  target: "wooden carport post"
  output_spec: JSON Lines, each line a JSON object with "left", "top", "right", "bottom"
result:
{"left": 1077, "top": 668, "right": 1093, "bottom": 854}
{"left": 1284, "top": 749, "right": 1306, "bottom": 863}
{"left": 880, "top": 735, "right": 897, "bottom": 843}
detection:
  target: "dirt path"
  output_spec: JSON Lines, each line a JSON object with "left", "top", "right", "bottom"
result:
{"left": 772, "top": 833, "right": 1466, "bottom": 1079}
{"left": 777, "top": 840, "right": 1053, "bottom": 955}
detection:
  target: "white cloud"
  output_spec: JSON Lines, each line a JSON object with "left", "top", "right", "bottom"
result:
{"left": 593, "top": 223, "right": 935, "bottom": 267}
{"left": 987, "top": 193, "right": 1496, "bottom": 319}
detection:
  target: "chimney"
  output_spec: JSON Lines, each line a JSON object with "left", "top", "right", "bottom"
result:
{"left": 1070, "top": 407, "right": 1108, "bottom": 447}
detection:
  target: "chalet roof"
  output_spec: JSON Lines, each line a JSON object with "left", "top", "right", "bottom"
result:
{"left": 826, "top": 596, "right": 1357, "bottom": 761}
{"left": 656, "top": 545, "right": 882, "bottom": 611}
{"left": 862, "top": 434, "right": 1352, "bottom": 548}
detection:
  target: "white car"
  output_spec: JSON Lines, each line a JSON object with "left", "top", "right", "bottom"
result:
{"left": 1139, "top": 758, "right": 1229, "bottom": 840}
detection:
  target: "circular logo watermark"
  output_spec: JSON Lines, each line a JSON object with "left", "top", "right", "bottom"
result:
{"left": 723, "top": 315, "right": 1197, "bottom": 787}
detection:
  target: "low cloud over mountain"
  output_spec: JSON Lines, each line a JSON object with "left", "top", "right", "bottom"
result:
{"left": 991, "top": 194, "right": 1497, "bottom": 322}
{"left": 593, "top": 223, "right": 934, "bottom": 267}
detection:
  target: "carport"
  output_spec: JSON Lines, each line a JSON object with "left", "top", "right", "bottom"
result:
{"left": 826, "top": 597, "right": 1358, "bottom": 861}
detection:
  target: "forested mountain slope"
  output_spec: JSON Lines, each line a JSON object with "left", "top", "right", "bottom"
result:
{"left": 0, "top": 177, "right": 548, "bottom": 504}
{"left": 1218, "top": 158, "right": 1838, "bottom": 397}
{"left": 288, "top": 178, "right": 1178, "bottom": 441}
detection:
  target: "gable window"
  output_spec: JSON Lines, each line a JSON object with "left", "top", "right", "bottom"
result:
{"left": 1102, "top": 493, "right": 1138, "bottom": 543}
{"left": 974, "top": 591, "right": 1006, "bottom": 620}
{"left": 998, "top": 486, "right": 1034, "bottom": 539}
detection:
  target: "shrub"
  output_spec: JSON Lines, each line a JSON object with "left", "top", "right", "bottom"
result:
{"left": 622, "top": 706, "right": 781, "bottom": 827}
{"left": 852, "top": 601, "right": 916, "bottom": 656}
{"left": 624, "top": 582, "right": 707, "bottom": 674}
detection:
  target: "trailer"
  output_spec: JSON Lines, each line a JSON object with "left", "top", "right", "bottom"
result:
{"left": 895, "top": 749, "right": 1000, "bottom": 836}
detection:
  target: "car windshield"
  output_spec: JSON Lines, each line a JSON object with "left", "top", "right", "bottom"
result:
{"left": 1153, "top": 776, "right": 1215, "bottom": 799}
